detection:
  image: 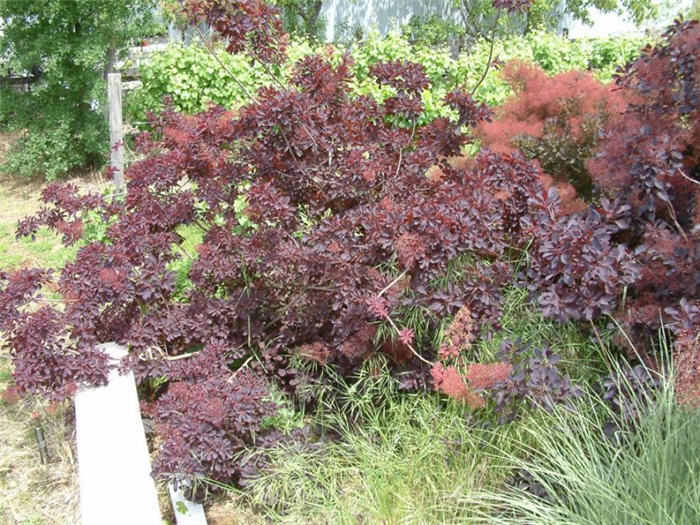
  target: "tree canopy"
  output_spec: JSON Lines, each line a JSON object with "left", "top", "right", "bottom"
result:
{"left": 0, "top": 0, "right": 158, "bottom": 179}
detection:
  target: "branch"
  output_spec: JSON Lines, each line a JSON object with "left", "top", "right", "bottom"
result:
{"left": 676, "top": 167, "right": 700, "bottom": 186}
{"left": 382, "top": 313, "right": 433, "bottom": 366}
{"left": 34, "top": 297, "right": 77, "bottom": 303}
{"left": 174, "top": 242, "right": 196, "bottom": 261}
{"left": 470, "top": 10, "right": 501, "bottom": 96}
{"left": 378, "top": 269, "right": 409, "bottom": 297}
{"left": 254, "top": 58, "right": 320, "bottom": 149}
{"left": 193, "top": 25, "right": 257, "bottom": 103}
{"left": 394, "top": 117, "right": 418, "bottom": 177}
{"left": 163, "top": 351, "right": 201, "bottom": 361}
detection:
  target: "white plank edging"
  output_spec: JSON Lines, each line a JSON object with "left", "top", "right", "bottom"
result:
{"left": 168, "top": 483, "right": 208, "bottom": 525}
{"left": 74, "top": 342, "right": 162, "bottom": 525}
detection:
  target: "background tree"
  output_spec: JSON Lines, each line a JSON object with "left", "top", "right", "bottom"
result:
{"left": 0, "top": 0, "right": 158, "bottom": 180}
{"left": 406, "top": 0, "right": 661, "bottom": 49}
{"left": 274, "top": 0, "right": 326, "bottom": 41}
{"left": 525, "top": 0, "right": 661, "bottom": 30}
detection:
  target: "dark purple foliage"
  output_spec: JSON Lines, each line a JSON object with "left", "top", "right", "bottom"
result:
{"left": 0, "top": 0, "right": 545, "bottom": 487}
{"left": 182, "top": 0, "right": 287, "bottom": 63}
{"left": 599, "top": 364, "right": 660, "bottom": 439}
{"left": 522, "top": 198, "right": 641, "bottom": 322}
{"left": 507, "top": 468, "right": 551, "bottom": 501}
{"left": 490, "top": 340, "right": 582, "bottom": 419}
{"left": 152, "top": 367, "right": 274, "bottom": 488}
{"left": 584, "top": 19, "right": 700, "bottom": 350}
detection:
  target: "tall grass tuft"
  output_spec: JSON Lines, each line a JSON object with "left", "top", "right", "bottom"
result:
{"left": 478, "top": 358, "right": 700, "bottom": 525}
{"left": 235, "top": 360, "right": 507, "bottom": 524}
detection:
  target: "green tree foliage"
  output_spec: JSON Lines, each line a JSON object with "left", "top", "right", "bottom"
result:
{"left": 274, "top": 0, "right": 326, "bottom": 40}
{"left": 527, "top": 0, "right": 660, "bottom": 29}
{"left": 0, "top": 0, "right": 157, "bottom": 180}
{"left": 406, "top": 0, "right": 660, "bottom": 46}
{"left": 686, "top": 0, "right": 700, "bottom": 20}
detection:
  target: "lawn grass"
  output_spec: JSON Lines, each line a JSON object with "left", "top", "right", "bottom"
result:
{"left": 0, "top": 171, "right": 107, "bottom": 272}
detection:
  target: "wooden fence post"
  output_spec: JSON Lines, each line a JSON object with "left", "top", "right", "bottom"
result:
{"left": 107, "top": 73, "right": 124, "bottom": 190}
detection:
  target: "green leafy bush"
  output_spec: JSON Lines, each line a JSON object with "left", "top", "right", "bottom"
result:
{"left": 587, "top": 35, "right": 649, "bottom": 81}
{"left": 128, "top": 30, "right": 646, "bottom": 125}
{"left": 401, "top": 13, "right": 466, "bottom": 46}
{"left": 126, "top": 39, "right": 315, "bottom": 121}
{"left": 0, "top": 106, "right": 107, "bottom": 181}
{"left": 0, "top": 0, "right": 158, "bottom": 180}
{"left": 126, "top": 43, "right": 267, "bottom": 119}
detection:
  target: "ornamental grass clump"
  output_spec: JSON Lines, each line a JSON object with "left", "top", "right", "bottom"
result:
{"left": 478, "top": 360, "right": 700, "bottom": 525}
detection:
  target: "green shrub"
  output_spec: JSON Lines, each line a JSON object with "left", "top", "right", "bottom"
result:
{"left": 125, "top": 38, "right": 315, "bottom": 121}
{"left": 401, "top": 13, "right": 466, "bottom": 46}
{"left": 126, "top": 42, "right": 283, "bottom": 119}
{"left": 129, "top": 30, "right": 645, "bottom": 127}
{"left": 1, "top": 106, "right": 107, "bottom": 180}
{"left": 525, "top": 30, "right": 589, "bottom": 72}
{"left": 587, "top": 34, "right": 649, "bottom": 81}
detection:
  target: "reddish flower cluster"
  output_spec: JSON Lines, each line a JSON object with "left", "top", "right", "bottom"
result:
{"left": 464, "top": 362, "right": 512, "bottom": 391}
{"left": 430, "top": 363, "right": 485, "bottom": 409}
{"left": 439, "top": 306, "right": 475, "bottom": 359}
{"left": 295, "top": 341, "right": 331, "bottom": 365}
{"left": 482, "top": 21, "right": 698, "bottom": 359}
{"left": 430, "top": 361, "right": 512, "bottom": 407}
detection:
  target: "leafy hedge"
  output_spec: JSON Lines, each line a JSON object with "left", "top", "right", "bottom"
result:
{"left": 127, "top": 30, "right": 647, "bottom": 123}
{"left": 125, "top": 39, "right": 315, "bottom": 119}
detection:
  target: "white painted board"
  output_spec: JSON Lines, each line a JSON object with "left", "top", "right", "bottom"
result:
{"left": 75, "top": 342, "right": 162, "bottom": 525}
{"left": 168, "top": 483, "right": 208, "bottom": 525}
